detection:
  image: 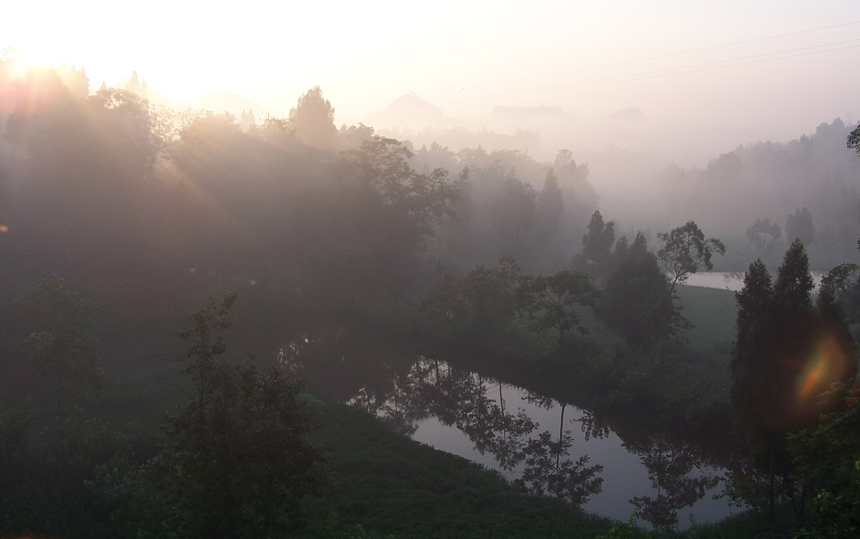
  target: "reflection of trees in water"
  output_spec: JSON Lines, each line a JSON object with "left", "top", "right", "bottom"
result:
{"left": 287, "top": 341, "right": 728, "bottom": 523}
{"left": 515, "top": 431, "right": 603, "bottom": 507}
{"left": 519, "top": 391, "right": 604, "bottom": 505}
{"left": 349, "top": 380, "right": 421, "bottom": 437}
{"left": 349, "top": 357, "right": 603, "bottom": 507}
{"left": 407, "top": 359, "right": 535, "bottom": 470}
{"left": 578, "top": 409, "right": 611, "bottom": 441}
{"left": 628, "top": 436, "right": 719, "bottom": 530}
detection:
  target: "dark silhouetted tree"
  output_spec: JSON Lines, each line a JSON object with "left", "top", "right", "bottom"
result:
{"left": 535, "top": 168, "right": 564, "bottom": 241}
{"left": 730, "top": 257, "right": 787, "bottom": 523}
{"left": 575, "top": 211, "right": 615, "bottom": 280}
{"left": 151, "top": 293, "right": 327, "bottom": 538}
{"left": 848, "top": 122, "right": 860, "bottom": 154}
{"left": 599, "top": 233, "right": 686, "bottom": 350}
{"left": 731, "top": 240, "right": 857, "bottom": 522}
{"left": 657, "top": 221, "right": 725, "bottom": 292}
{"left": 339, "top": 136, "right": 458, "bottom": 295}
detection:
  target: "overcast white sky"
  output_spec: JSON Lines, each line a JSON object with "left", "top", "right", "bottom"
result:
{"left": 4, "top": 1, "right": 859, "bottom": 149}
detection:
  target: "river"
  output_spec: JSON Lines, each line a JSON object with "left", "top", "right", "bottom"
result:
{"left": 684, "top": 271, "right": 825, "bottom": 292}
{"left": 346, "top": 357, "right": 741, "bottom": 530}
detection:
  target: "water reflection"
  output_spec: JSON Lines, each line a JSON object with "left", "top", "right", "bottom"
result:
{"left": 349, "top": 358, "right": 604, "bottom": 507}
{"left": 627, "top": 436, "right": 720, "bottom": 530}
{"left": 288, "top": 340, "right": 734, "bottom": 528}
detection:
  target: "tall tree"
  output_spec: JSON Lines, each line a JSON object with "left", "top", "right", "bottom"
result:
{"left": 289, "top": 86, "right": 338, "bottom": 150}
{"left": 576, "top": 211, "right": 615, "bottom": 280}
{"left": 731, "top": 241, "right": 857, "bottom": 522}
{"left": 599, "top": 233, "right": 685, "bottom": 350}
{"left": 730, "top": 257, "right": 787, "bottom": 523}
{"left": 462, "top": 258, "right": 523, "bottom": 340}
{"left": 348, "top": 136, "right": 458, "bottom": 233}
{"left": 535, "top": 168, "right": 564, "bottom": 241}
{"left": 773, "top": 239, "right": 814, "bottom": 316}
{"left": 731, "top": 260, "right": 776, "bottom": 436}
{"left": 657, "top": 221, "right": 725, "bottom": 292}
{"left": 341, "top": 136, "right": 459, "bottom": 295}
{"left": 151, "top": 293, "right": 327, "bottom": 538}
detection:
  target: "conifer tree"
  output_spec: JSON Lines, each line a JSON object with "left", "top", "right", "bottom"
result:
{"left": 730, "top": 240, "right": 853, "bottom": 522}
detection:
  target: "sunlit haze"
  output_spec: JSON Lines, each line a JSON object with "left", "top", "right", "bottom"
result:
{"left": 4, "top": 0, "right": 860, "bottom": 164}
{"left": 5, "top": 3, "right": 860, "bottom": 535}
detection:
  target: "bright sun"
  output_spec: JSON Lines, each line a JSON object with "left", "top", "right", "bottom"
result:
{"left": 7, "top": 44, "right": 69, "bottom": 70}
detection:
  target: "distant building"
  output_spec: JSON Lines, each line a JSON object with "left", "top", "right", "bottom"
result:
{"left": 240, "top": 108, "right": 256, "bottom": 132}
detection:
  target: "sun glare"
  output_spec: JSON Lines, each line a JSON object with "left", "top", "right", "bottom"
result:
{"left": 9, "top": 45, "right": 68, "bottom": 70}
{"left": 789, "top": 330, "right": 855, "bottom": 426}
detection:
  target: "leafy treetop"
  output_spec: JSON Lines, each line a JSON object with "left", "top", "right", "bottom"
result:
{"left": 657, "top": 221, "right": 725, "bottom": 292}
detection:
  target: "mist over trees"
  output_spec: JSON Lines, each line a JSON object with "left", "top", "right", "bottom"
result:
{"left": 3, "top": 55, "right": 860, "bottom": 538}
{"left": 653, "top": 119, "right": 860, "bottom": 258}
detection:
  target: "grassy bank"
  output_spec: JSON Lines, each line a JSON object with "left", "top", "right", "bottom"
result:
{"left": 306, "top": 400, "right": 612, "bottom": 538}
{"left": 0, "top": 363, "right": 614, "bottom": 538}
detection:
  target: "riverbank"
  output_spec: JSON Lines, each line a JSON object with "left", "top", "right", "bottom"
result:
{"left": 394, "top": 282, "right": 739, "bottom": 444}
{"left": 1, "top": 303, "right": 806, "bottom": 538}
{"left": 0, "top": 364, "right": 613, "bottom": 538}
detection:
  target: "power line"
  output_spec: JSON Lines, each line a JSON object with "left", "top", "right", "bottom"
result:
{"left": 553, "top": 39, "right": 860, "bottom": 90}
{"left": 451, "top": 37, "right": 860, "bottom": 104}
{"left": 552, "top": 20, "right": 860, "bottom": 78}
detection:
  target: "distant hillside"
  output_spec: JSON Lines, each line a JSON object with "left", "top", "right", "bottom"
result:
{"left": 365, "top": 93, "right": 455, "bottom": 129}
{"left": 657, "top": 118, "right": 860, "bottom": 255}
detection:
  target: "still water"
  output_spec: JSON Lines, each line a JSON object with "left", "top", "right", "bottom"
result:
{"left": 348, "top": 358, "right": 740, "bottom": 529}
{"left": 684, "top": 271, "right": 825, "bottom": 292}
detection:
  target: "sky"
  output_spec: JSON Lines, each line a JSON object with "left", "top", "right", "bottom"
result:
{"left": 3, "top": 1, "right": 860, "bottom": 159}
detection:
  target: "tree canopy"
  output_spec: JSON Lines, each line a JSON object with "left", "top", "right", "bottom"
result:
{"left": 150, "top": 294, "right": 328, "bottom": 538}
{"left": 730, "top": 241, "right": 857, "bottom": 521}
{"left": 288, "top": 86, "right": 338, "bottom": 149}
{"left": 599, "top": 233, "right": 685, "bottom": 350}
{"left": 657, "top": 221, "right": 725, "bottom": 292}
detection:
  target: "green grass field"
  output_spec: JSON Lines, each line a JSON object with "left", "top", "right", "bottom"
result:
{"left": 676, "top": 284, "right": 737, "bottom": 358}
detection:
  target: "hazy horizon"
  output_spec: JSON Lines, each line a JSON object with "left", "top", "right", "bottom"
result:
{"left": 4, "top": 1, "right": 858, "bottom": 163}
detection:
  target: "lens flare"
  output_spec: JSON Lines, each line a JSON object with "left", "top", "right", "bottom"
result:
{"left": 790, "top": 330, "right": 854, "bottom": 425}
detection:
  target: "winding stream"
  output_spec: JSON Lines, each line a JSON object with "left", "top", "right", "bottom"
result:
{"left": 347, "top": 357, "right": 741, "bottom": 529}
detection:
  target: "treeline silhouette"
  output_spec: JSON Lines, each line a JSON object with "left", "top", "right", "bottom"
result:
{"left": 3, "top": 57, "right": 860, "bottom": 537}
{"left": 0, "top": 61, "right": 601, "bottom": 343}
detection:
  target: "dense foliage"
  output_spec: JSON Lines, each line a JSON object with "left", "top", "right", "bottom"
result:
{"left": 1, "top": 59, "right": 859, "bottom": 537}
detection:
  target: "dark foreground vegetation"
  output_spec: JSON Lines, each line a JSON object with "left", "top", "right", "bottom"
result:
{"left": 2, "top": 56, "right": 860, "bottom": 537}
